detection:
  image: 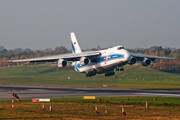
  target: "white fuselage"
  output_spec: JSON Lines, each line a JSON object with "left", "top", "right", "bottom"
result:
{"left": 72, "top": 46, "right": 131, "bottom": 74}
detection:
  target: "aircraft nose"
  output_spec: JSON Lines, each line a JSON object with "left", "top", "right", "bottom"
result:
{"left": 125, "top": 51, "right": 131, "bottom": 61}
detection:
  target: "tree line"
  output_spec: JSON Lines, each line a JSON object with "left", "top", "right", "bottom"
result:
{"left": 0, "top": 46, "right": 70, "bottom": 67}
{"left": 127, "top": 46, "right": 180, "bottom": 73}
{"left": 0, "top": 46, "right": 180, "bottom": 73}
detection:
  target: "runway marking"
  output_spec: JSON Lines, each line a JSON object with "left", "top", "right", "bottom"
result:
{"left": 27, "top": 89, "right": 46, "bottom": 91}
{"left": 135, "top": 93, "right": 180, "bottom": 97}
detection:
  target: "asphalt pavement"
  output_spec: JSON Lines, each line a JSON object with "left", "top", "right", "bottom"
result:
{"left": 0, "top": 85, "right": 180, "bottom": 100}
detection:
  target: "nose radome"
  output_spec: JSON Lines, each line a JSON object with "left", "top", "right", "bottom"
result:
{"left": 124, "top": 51, "right": 131, "bottom": 61}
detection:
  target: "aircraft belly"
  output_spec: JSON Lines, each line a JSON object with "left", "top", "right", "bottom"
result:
{"left": 94, "top": 59, "right": 128, "bottom": 74}
{"left": 95, "top": 61, "right": 118, "bottom": 74}
{"left": 72, "top": 55, "right": 128, "bottom": 74}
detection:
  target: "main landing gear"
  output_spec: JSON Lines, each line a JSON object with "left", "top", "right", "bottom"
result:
{"left": 105, "top": 67, "right": 124, "bottom": 77}
{"left": 120, "top": 68, "right": 124, "bottom": 71}
{"left": 116, "top": 66, "right": 124, "bottom": 71}
{"left": 105, "top": 71, "right": 115, "bottom": 77}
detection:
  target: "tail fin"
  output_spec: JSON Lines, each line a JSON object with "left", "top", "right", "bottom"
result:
{"left": 70, "top": 32, "right": 82, "bottom": 54}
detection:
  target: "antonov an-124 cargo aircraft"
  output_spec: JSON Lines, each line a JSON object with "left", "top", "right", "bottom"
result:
{"left": 7, "top": 33, "right": 174, "bottom": 77}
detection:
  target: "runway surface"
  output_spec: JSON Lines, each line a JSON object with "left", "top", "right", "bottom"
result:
{"left": 0, "top": 85, "right": 180, "bottom": 100}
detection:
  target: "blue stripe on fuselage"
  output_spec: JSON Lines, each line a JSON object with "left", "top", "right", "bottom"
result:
{"left": 72, "top": 54, "right": 124, "bottom": 70}
{"left": 96, "top": 54, "right": 124, "bottom": 62}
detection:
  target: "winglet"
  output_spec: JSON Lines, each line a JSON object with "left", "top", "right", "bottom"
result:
{"left": 70, "top": 32, "right": 82, "bottom": 54}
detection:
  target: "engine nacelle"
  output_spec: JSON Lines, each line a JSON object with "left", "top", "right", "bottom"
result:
{"left": 129, "top": 57, "right": 137, "bottom": 65}
{"left": 80, "top": 57, "right": 90, "bottom": 66}
{"left": 58, "top": 59, "right": 67, "bottom": 67}
{"left": 142, "top": 58, "right": 151, "bottom": 66}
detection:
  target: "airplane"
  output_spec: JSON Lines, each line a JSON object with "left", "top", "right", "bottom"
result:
{"left": 7, "top": 32, "right": 174, "bottom": 77}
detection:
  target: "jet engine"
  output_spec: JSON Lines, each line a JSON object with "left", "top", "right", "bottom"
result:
{"left": 129, "top": 57, "right": 137, "bottom": 65}
{"left": 142, "top": 58, "right": 151, "bottom": 66}
{"left": 58, "top": 59, "right": 67, "bottom": 67}
{"left": 80, "top": 57, "right": 90, "bottom": 66}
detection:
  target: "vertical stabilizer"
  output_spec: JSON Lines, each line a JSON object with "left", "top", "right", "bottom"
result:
{"left": 70, "top": 32, "right": 82, "bottom": 54}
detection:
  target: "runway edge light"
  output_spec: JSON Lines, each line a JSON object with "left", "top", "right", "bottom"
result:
{"left": 95, "top": 102, "right": 99, "bottom": 113}
{"left": 146, "top": 99, "right": 148, "bottom": 109}
{"left": 38, "top": 99, "right": 50, "bottom": 111}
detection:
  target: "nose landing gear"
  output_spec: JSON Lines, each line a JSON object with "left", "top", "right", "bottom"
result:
{"left": 116, "top": 66, "right": 124, "bottom": 71}
{"left": 116, "top": 66, "right": 119, "bottom": 71}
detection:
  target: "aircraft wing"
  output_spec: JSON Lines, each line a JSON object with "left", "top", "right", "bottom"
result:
{"left": 130, "top": 53, "right": 175, "bottom": 61}
{"left": 7, "top": 51, "right": 101, "bottom": 63}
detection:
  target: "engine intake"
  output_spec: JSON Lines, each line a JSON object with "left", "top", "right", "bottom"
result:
{"left": 80, "top": 57, "right": 90, "bottom": 66}
{"left": 142, "top": 58, "right": 151, "bottom": 66}
{"left": 129, "top": 57, "right": 137, "bottom": 65}
{"left": 58, "top": 59, "right": 67, "bottom": 67}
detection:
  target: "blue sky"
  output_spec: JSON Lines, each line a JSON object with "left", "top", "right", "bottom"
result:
{"left": 0, "top": 0, "right": 180, "bottom": 50}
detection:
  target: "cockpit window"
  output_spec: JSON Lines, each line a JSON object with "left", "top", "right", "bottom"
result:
{"left": 117, "top": 47, "right": 125, "bottom": 50}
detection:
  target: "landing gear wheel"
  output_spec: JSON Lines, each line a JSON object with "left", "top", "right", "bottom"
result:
{"left": 120, "top": 68, "right": 124, "bottom": 71}
{"left": 105, "top": 71, "right": 115, "bottom": 77}
{"left": 116, "top": 66, "right": 119, "bottom": 71}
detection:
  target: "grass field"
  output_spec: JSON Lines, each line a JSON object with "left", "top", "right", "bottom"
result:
{"left": 0, "top": 64, "right": 180, "bottom": 89}
{"left": 1, "top": 66, "right": 180, "bottom": 119}
{"left": 1, "top": 97, "right": 180, "bottom": 119}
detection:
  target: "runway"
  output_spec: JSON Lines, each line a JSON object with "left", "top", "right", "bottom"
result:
{"left": 0, "top": 85, "right": 180, "bottom": 100}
